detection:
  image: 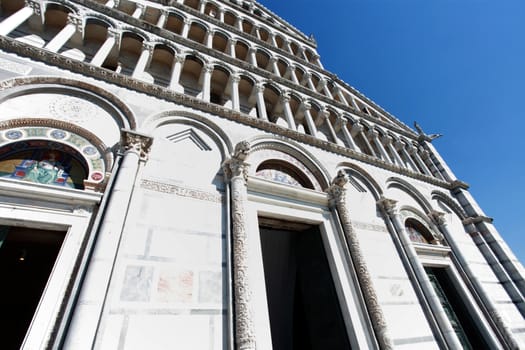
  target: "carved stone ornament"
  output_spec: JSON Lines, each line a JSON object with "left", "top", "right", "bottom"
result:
{"left": 120, "top": 129, "right": 153, "bottom": 161}
{"left": 222, "top": 141, "right": 256, "bottom": 350}
{"left": 327, "top": 171, "right": 394, "bottom": 350}
{"left": 377, "top": 197, "right": 398, "bottom": 218}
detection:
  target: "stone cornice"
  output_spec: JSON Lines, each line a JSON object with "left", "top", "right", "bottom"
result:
{"left": 0, "top": 36, "right": 453, "bottom": 189}
{"left": 71, "top": 0, "right": 415, "bottom": 137}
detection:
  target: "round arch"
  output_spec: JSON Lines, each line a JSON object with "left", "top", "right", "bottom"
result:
{"left": 336, "top": 162, "right": 384, "bottom": 200}
{"left": 245, "top": 136, "right": 331, "bottom": 191}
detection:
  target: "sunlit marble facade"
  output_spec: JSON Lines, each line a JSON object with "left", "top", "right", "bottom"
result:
{"left": 0, "top": 0, "right": 523, "bottom": 349}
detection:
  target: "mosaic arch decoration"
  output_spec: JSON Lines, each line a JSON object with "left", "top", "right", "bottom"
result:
{"left": 249, "top": 148, "right": 322, "bottom": 191}
{"left": 0, "top": 126, "right": 107, "bottom": 189}
{"left": 399, "top": 209, "right": 436, "bottom": 244}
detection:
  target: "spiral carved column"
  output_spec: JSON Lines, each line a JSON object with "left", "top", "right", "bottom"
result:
{"left": 327, "top": 170, "right": 394, "bottom": 350}
{"left": 223, "top": 141, "right": 256, "bottom": 350}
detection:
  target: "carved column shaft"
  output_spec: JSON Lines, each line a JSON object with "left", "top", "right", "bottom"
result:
{"left": 223, "top": 142, "right": 256, "bottom": 350}
{"left": 327, "top": 172, "right": 394, "bottom": 350}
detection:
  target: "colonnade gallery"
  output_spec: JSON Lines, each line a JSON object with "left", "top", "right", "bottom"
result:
{"left": 0, "top": 0, "right": 523, "bottom": 349}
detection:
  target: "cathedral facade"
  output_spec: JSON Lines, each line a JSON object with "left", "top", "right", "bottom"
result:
{"left": 0, "top": 0, "right": 523, "bottom": 349}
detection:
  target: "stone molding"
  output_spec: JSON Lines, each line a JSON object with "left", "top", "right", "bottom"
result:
{"left": 327, "top": 170, "right": 394, "bottom": 350}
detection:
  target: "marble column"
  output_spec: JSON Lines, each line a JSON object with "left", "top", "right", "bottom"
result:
{"left": 320, "top": 109, "right": 341, "bottom": 145}
{"left": 254, "top": 83, "right": 268, "bottom": 121}
{"left": 382, "top": 135, "right": 404, "bottom": 166}
{"left": 230, "top": 74, "right": 240, "bottom": 111}
{"left": 222, "top": 141, "right": 256, "bottom": 350}
{"left": 227, "top": 38, "right": 236, "bottom": 58}
{"left": 285, "top": 64, "right": 299, "bottom": 84}
{"left": 0, "top": 2, "right": 36, "bottom": 36}
{"left": 201, "top": 64, "right": 213, "bottom": 102}
{"left": 420, "top": 149, "right": 444, "bottom": 179}
{"left": 395, "top": 141, "right": 419, "bottom": 172}
{"left": 168, "top": 53, "right": 185, "bottom": 91}
{"left": 44, "top": 13, "right": 80, "bottom": 53}
{"left": 199, "top": 0, "right": 207, "bottom": 13}
{"left": 369, "top": 129, "right": 390, "bottom": 161}
{"left": 408, "top": 145, "right": 432, "bottom": 176}
{"left": 334, "top": 86, "right": 349, "bottom": 106}
{"left": 280, "top": 92, "right": 296, "bottom": 130}
{"left": 327, "top": 171, "right": 394, "bottom": 350}
{"left": 336, "top": 117, "right": 358, "bottom": 150}
{"left": 156, "top": 10, "right": 168, "bottom": 28}
{"left": 132, "top": 42, "right": 154, "bottom": 79}
{"left": 430, "top": 212, "right": 520, "bottom": 349}
{"left": 248, "top": 47, "right": 257, "bottom": 66}
{"left": 299, "top": 101, "right": 317, "bottom": 137}
{"left": 90, "top": 28, "right": 119, "bottom": 67}
{"left": 266, "top": 57, "right": 280, "bottom": 76}
{"left": 131, "top": 3, "right": 145, "bottom": 19}
{"left": 377, "top": 198, "right": 464, "bottom": 349}
{"left": 181, "top": 19, "right": 191, "bottom": 39}
{"left": 205, "top": 29, "right": 214, "bottom": 48}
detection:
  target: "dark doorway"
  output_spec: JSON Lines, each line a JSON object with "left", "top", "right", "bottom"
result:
{"left": 259, "top": 218, "right": 351, "bottom": 350}
{"left": 425, "top": 267, "right": 490, "bottom": 350}
{"left": 0, "top": 226, "right": 66, "bottom": 349}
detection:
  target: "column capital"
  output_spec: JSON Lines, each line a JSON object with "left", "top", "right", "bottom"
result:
{"left": 230, "top": 74, "right": 241, "bottom": 84}
{"left": 203, "top": 63, "right": 214, "bottom": 74}
{"left": 184, "top": 18, "right": 192, "bottom": 25}
{"left": 174, "top": 53, "right": 186, "bottom": 63}
{"left": 254, "top": 82, "right": 265, "bottom": 93}
{"left": 25, "top": 0, "right": 41, "bottom": 15}
{"left": 279, "top": 91, "right": 291, "bottom": 103}
{"left": 107, "top": 27, "right": 122, "bottom": 40}
{"left": 67, "top": 13, "right": 82, "bottom": 28}
{"left": 335, "top": 116, "right": 347, "bottom": 129}
{"left": 222, "top": 141, "right": 251, "bottom": 182}
{"left": 407, "top": 144, "right": 418, "bottom": 154}
{"left": 120, "top": 129, "right": 153, "bottom": 161}
{"left": 142, "top": 41, "right": 155, "bottom": 53}
{"left": 428, "top": 210, "right": 446, "bottom": 226}
{"left": 376, "top": 197, "right": 398, "bottom": 217}
{"left": 319, "top": 107, "right": 330, "bottom": 120}
{"left": 368, "top": 128, "right": 379, "bottom": 138}
{"left": 326, "top": 170, "right": 348, "bottom": 205}
{"left": 393, "top": 139, "right": 406, "bottom": 150}
{"left": 381, "top": 134, "right": 393, "bottom": 145}
{"left": 350, "top": 122, "right": 363, "bottom": 133}
{"left": 299, "top": 100, "right": 311, "bottom": 111}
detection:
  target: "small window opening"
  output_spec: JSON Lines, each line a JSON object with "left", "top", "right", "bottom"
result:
{"left": 425, "top": 267, "right": 490, "bottom": 349}
{"left": 259, "top": 218, "right": 351, "bottom": 350}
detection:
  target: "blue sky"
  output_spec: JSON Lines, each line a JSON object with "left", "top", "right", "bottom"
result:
{"left": 259, "top": 0, "right": 525, "bottom": 264}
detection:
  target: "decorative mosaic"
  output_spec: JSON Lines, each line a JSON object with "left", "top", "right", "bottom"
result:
{"left": 255, "top": 168, "right": 303, "bottom": 188}
{"left": 250, "top": 149, "right": 322, "bottom": 191}
{"left": 0, "top": 126, "right": 106, "bottom": 185}
{"left": 49, "top": 96, "right": 96, "bottom": 124}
